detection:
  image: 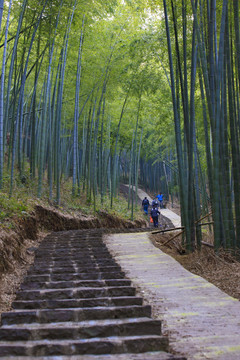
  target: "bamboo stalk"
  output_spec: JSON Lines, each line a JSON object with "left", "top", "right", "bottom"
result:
{"left": 72, "top": 15, "right": 85, "bottom": 196}
{"left": 10, "top": 0, "right": 48, "bottom": 197}
{"left": 0, "top": 0, "right": 12, "bottom": 188}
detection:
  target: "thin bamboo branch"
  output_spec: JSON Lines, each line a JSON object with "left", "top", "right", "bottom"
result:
{"left": 0, "top": 21, "right": 37, "bottom": 48}
{"left": 198, "top": 222, "right": 214, "bottom": 226}
{"left": 201, "top": 241, "right": 214, "bottom": 248}
{"left": 195, "top": 212, "right": 212, "bottom": 223}
{"left": 163, "top": 230, "right": 185, "bottom": 246}
{"left": 152, "top": 226, "right": 185, "bottom": 234}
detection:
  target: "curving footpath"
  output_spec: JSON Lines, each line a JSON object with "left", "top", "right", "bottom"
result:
{"left": 104, "top": 189, "right": 240, "bottom": 360}
{"left": 135, "top": 188, "right": 181, "bottom": 228}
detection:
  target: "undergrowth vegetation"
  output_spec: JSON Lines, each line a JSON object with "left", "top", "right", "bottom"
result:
{"left": 0, "top": 172, "right": 144, "bottom": 229}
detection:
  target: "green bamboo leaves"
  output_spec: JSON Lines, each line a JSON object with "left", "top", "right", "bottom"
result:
{"left": 0, "top": 0, "right": 240, "bottom": 251}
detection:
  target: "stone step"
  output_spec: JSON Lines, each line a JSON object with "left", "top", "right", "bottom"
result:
{"left": 31, "top": 259, "right": 120, "bottom": 268}
{"left": 30, "top": 265, "right": 121, "bottom": 273}
{"left": 0, "top": 334, "right": 169, "bottom": 356}
{"left": 31, "top": 263, "right": 119, "bottom": 270}
{"left": 23, "top": 272, "right": 125, "bottom": 282}
{"left": 33, "top": 259, "right": 118, "bottom": 266}
{"left": 1, "top": 305, "right": 151, "bottom": 325}
{"left": 15, "top": 286, "right": 135, "bottom": 301}
{"left": 34, "top": 252, "right": 113, "bottom": 259}
{"left": 38, "top": 242, "right": 107, "bottom": 246}
{"left": 34, "top": 257, "right": 118, "bottom": 263}
{"left": 32, "top": 258, "right": 115, "bottom": 264}
{"left": 35, "top": 249, "right": 107, "bottom": 252}
{"left": 12, "top": 296, "right": 143, "bottom": 310}
{"left": 33, "top": 253, "right": 110, "bottom": 258}
{"left": 0, "top": 353, "right": 185, "bottom": 360}
{"left": 20, "top": 279, "right": 131, "bottom": 290}
{"left": 35, "top": 244, "right": 108, "bottom": 247}
{"left": 29, "top": 266, "right": 123, "bottom": 275}
{"left": 33, "top": 258, "right": 114, "bottom": 264}
{"left": 0, "top": 317, "right": 161, "bottom": 341}
{"left": 38, "top": 242, "right": 106, "bottom": 245}
{"left": 36, "top": 248, "right": 109, "bottom": 253}
{"left": 37, "top": 242, "right": 107, "bottom": 247}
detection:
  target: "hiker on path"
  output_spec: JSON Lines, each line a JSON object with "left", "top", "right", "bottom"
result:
{"left": 156, "top": 192, "right": 164, "bottom": 208}
{"left": 151, "top": 198, "right": 159, "bottom": 208}
{"left": 151, "top": 207, "right": 160, "bottom": 228}
{"left": 142, "top": 196, "right": 150, "bottom": 215}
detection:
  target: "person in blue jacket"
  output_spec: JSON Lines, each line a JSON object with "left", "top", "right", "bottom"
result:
{"left": 142, "top": 197, "right": 150, "bottom": 215}
{"left": 150, "top": 207, "right": 160, "bottom": 227}
{"left": 156, "top": 192, "right": 164, "bottom": 208}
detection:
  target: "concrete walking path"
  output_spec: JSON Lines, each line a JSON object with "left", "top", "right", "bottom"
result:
{"left": 104, "top": 232, "right": 240, "bottom": 360}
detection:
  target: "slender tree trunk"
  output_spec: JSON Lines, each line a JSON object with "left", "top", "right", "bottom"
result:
{"left": 72, "top": 15, "right": 85, "bottom": 196}
{"left": 0, "top": 0, "right": 12, "bottom": 188}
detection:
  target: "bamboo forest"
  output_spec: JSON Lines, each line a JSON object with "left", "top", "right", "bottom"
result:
{"left": 0, "top": 0, "right": 240, "bottom": 254}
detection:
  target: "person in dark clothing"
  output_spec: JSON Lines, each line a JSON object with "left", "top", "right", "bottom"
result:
{"left": 142, "top": 197, "right": 150, "bottom": 215}
{"left": 151, "top": 198, "right": 159, "bottom": 208}
{"left": 151, "top": 207, "right": 160, "bottom": 227}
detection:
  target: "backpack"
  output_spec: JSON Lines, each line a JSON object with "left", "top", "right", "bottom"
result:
{"left": 151, "top": 208, "right": 159, "bottom": 217}
{"left": 152, "top": 199, "right": 158, "bottom": 207}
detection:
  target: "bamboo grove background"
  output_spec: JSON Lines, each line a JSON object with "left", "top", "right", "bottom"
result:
{"left": 0, "top": 0, "right": 239, "bottom": 252}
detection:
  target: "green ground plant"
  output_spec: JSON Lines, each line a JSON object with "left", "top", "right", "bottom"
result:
{"left": 0, "top": 173, "right": 144, "bottom": 228}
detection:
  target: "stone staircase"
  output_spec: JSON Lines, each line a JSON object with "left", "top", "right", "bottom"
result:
{"left": 0, "top": 230, "right": 185, "bottom": 359}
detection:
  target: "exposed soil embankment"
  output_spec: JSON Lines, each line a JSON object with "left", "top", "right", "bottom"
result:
{"left": 0, "top": 215, "right": 38, "bottom": 273}
{"left": 0, "top": 205, "right": 148, "bottom": 314}
{"left": 35, "top": 205, "right": 146, "bottom": 232}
